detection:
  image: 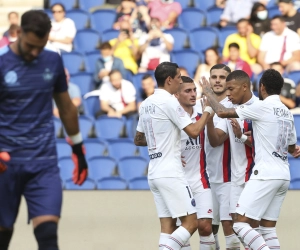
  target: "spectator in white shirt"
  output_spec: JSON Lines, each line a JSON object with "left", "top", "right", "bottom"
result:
{"left": 98, "top": 69, "right": 137, "bottom": 118}
{"left": 258, "top": 15, "right": 300, "bottom": 72}
{"left": 49, "top": 3, "right": 76, "bottom": 53}
{"left": 138, "top": 18, "right": 174, "bottom": 72}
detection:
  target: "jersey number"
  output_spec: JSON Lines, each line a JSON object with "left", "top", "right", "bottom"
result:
{"left": 276, "top": 120, "right": 292, "bottom": 155}
{"left": 143, "top": 118, "right": 156, "bottom": 150}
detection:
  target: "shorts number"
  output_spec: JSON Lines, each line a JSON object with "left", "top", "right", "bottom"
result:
{"left": 143, "top": 118, "right": 156, "bottom": 150}
{"left": 276, "top": 120, "right": 292, "bottom": 155}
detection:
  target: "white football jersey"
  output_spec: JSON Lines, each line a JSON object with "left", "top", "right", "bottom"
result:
{"left": 236, "top": 95, "right": 297, "bottom": 181}
{"left": 216, "top": 94, "right": 258, "bottom": 185}
{"left": 205, "top": 97, "right": 232, "bottom": 184}
{"left": 136, "top": 89, "right": 192, "bottom": 179}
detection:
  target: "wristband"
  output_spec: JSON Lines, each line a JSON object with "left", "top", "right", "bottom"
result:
{"left": 204, "top": 106, "right": 213, "bottom": 114}
{"left": 240, "top": 134, "right": 247, "bottom": 143}
{"left": 69, "top": 132, "right": 83, "bottom": 145}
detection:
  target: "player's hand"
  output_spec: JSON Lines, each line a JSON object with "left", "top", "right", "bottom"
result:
{"left": 0, "top": 152, "right": 10, "bottom": 174}
{"left": 71, "top": 143, "right": 88, "bottom": 185}
{"left": 229, "top": 118, "right": 242, "bottom": 139}
{"left": 292, "top": 145, "right": 300, "bottom": 158}
{"left": 199, "top": 77, "right": 213, "bottom": 96}
{"left": 181, "top": 155, "right": 186, "bottom": 167}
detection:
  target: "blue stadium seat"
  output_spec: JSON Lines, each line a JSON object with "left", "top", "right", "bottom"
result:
{"left": 84, "top": 138, "right": 108, "bottom": 159}
{"left": 56, "top": 140, "right": 72, "bottom": 159}
{"left": 95, "top": 116, "right": 125, "bottom": 139}
{"left": 90, "top": 10, "right": 117, "bottom": 34}
{"left": 82, "top": 96, "right": 101, "bottom": 118}
{"left": 164, "top": 28, "right": 188, "bottom": 51}
{"left": 70, "top": 72, "right": 94, "bottom": 96}
{"left": 206, "top": 6, "right": 223, "bottom": 26}
{"left": 66, "top": 10, "right": 90, "bottom": 30}
{"left": 118, "top": 156, "right": 148, "bottom": 182}
{"left": 290, "top": 158, "right": 300, "bottom": 181}
{"left": 254, "top": 71, "right": 264, "bottom": 90}
{"left": 84, "top": 50, "right": 101, "bottom": 73}
{"left": 132, "top": 72, "right": 154, "bottom": 90}
{"left": 61, "top": 52, "right": 84, "bottom": 75}
{"left": 178, "top": 8, "right": 206, "bottom": 32}
{"left": 97, "top": 177, "right": 127, "bottom": 190}
{"left": 44, "top": 9, "right": 52, "bottom": 19}
{"left": 88, "top": 156, "right": 116, "bottom": 181}
{"left": 79, "top": 115, "right": 94, "bottom": 139}
{"left": 289, "top": 179, "right": 300, "bottom": 190}
{"left": 107, "top": 139, "right": 137, "bottom": 161}
{"left": 49, "top": 0, "right": 75, "bottom": 10}
{"left": 218, "top": 26, "right": 238, "bottom": 49}
{"left": 138, "top": 146, "right": 149, "bottom": 161}
{"left": 189, "top": 27, "right": 219, "bottom": 53}
{"left": 267, "top": 0, "right": 277, "bottom": 7}
{"left": 102, "top": 29, "right": 120, "bottom": 42}
{"left": 58, "top": 156, "right": 74, "bottom": 181}
{"left": 171, "top": 49, "right": 201, "bottom": 76}
{"left": 175, "top": 0, "right": 190, "bottom": 9}
{"left": 73, "top": 29, "right": 100, "bottom": 53}
{"left": 79, "top": 0, "right": 105, "bottom": 12}
{"left": 194, "top": 0, "right": 215, "bottom": 11}
{"left": 125, "top": 114, "right": 138, "bottom": 138}
{"left": 65, "top": 178, "right": 96, "bottom": 190}
{"left": 53, "top": 117, "right": 62, "bottom": 137}
{"left": 129, "top": 177, "right": 150, "bottom": 190}
{"left": 288, "top": 71, "right": 300, "bottom": 85}
{"left": 294, "top": 115, "right": 300, "bottom": 139}
{"left": 267, "top": 6, "right": 281, "bottom": 18}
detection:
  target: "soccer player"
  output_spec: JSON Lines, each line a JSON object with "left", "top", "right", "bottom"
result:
{"left": 134, "top": 62, "right": 213, "bottom": 250}
{"left": 0, "top": 10, "right": 88, "bottom": 250}
{"left": 201, "top": 69, "right": 300, "bottom": 250}
{"left": 204, "top": 64, "right": 241, "bottom": 250}
{"left": 175, "top": 76, "right": 215, "bottom": 249}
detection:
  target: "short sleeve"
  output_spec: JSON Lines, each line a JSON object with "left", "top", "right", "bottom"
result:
{"left": 99, "top": 83, "right": 110, "bottom": 101}
{"left": 215, "top": 118, "right": 228, "bottom": 134}
{"left": 139, "top": 34, "right": 148, "bottom": 46}
{"left": 164, "top": 98, "right": 192, "bottom": 130}
{"left": 222, "top": 34, "right": 234, "bottom": 59}
{"left": 289, "top": 125, "right": 297, "bottom": 145}
{"left": 136, "top": 106, "right": 145, "bottom": 133}
{"left": 164, "top": 33, "right": 174, "bottom": 44}
{"left": 122, "top": 80, "right": 136, "bottom": 103}
{"left": 65, "top": 18, "right": 76, "bottom": 39}
{"left": 290, "top": 33, "right": 300, "bottom": 52}
{"left": 171, "top": 2, "right": 182, "bottom": 15}
{"left": 252, "top": 34, "right": 261, "bottom": 49}
{"left": 259, "top": 34, "right": 269, "bottom": 51}
{"left": 53, "top": 54, "right": 68, "bottom": 93}
{"left": 235, "top": 101, "right": 263, "bottom": 121}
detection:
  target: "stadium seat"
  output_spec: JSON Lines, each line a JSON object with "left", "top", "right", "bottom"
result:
{"left": 79, "top": 0, "right": 105, "bottom": 12}
{"left": 73, "top": 29, "right": 100, "bottom": 53}
{"left": 132, "top": 72, "right": 155, "bottom": 90}
{"left": 61, "top": 52, "right": 84, "bottom": 75}
{"left": 66, "top": 10, "right": 90, "bottom": 30}
{"left": 79, "top": 115, "right": 94, "bottom": 139}
{"left": 53, "top": 117, "right": 62, "bottom": 137}
{"left": 267, "top": 6, "right": 281, "bottom": 18}
{"left": 171, "top": 49, "right": 201, "bottom": 76}
{"left": 206, "top": 6, "right": 223, "bottom": 26}
{"left": 118, "top": 156, "right": 148, "bottom": 182}
{"left": 58, "top": 156, "right": 74, "bottom": 181}
{"left": 70, "top": 72, "right": 94, "bottom": 96}
{"left": 84, "top": 138, "right": 108, "bottom": 159}
{"left": 84, "top": 50, "right": 101, "bottom": 73}
{"left": 289, "top": 179, "right": 300, "bottom": 190}
{"left": 129, "top": 177, "right": 150, "bottom": 190}
{"left": 290, "top": 158, "right": 300, "bottom": 181}
{"left": 178, "top": 8, "right": 206, "bottom": 32}
{"left": 56, "top": 140, "right": 72, "bottom": 159}
{"left": 138, "top": 146, "right": 149, "bottom": 161}
{"left": 97, "top": 177, "right": 127, "bottom": 190}
{"left": 90, "top": 10, "right": 117, "bottom": 34}
{"left": 82, "top": 96, "right": 101, "bottom": 118}
{"left": 88, "top": 156, "right": 116, "bottom": 181}
{"left": 164, "top": 28, "right": 188, "bottom": 51}
{"left": 288, "top": 71, "right": 300, "bottom": 85}
{"left": 49, "top": 0, "right": 75, "bottom": 10}
{"left": 294, "top": 115, "right": 300, "bottom": 139}
{"left": 107, "top": 139, "right": 137, "bottom": 161}
{"left": 125, "top": 114, "right": 138, "bottom": 138}
{"left": 64, "top": 178, "right": 96, "bottom": 190}
{"left": 189, "top": 27, "right": 219, "bottom": 53}
{"left": 44, "top": 9, "right": 52, "bottom": 19}
{"left": 95, "top": 116, "right": 125, "bottom": 139}
{"left": 102, "top": 29, "right": 120, "bottom": 42}
{"left": 194, "top": 0, "right": 215, "bottom": 11}
{"left": 124, "top": 69, "right": 133, "bottom": 82}
{"left": 266, "top": 0, "right": 277, "bottom": 7}
{"left": 175, "top": 0, "right": 190, "bottom": 9}
{"left": 218, "top": 26, "right": 238, "bottom": 49}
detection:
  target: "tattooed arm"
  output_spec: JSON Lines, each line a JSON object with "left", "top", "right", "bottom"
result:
{"left": 200, "top": 77, "right": 239, "bottom": 118}
{"left": 134, "top": 131, "right": 147, "bottom": 146}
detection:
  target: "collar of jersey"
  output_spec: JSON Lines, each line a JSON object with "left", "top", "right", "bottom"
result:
{"left": 154, "top": 88, "right": 172, "bottom": 96}
{"left": 264, "top": 94, "right": 280, "bottom": 101}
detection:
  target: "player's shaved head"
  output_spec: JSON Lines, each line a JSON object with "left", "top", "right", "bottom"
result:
{"left": 226, "top": 70, "right": 251, "bottom": 87}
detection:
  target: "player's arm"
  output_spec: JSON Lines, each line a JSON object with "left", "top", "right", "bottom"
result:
{"left": 289, "top": 145, "right": 300, "bottom": 158}
{"left": 134, "top": 131, "right": 147, "bottom": 146}
{"left": 183, "top": 111, "right": 211, "bottom": 139}
{"left": 229, "top": 118, "right": 252, "bottom": 147}
{"left": 206, "top": 116, "right": 228, "bottom": 147}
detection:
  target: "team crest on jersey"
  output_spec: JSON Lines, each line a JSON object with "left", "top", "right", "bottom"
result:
{"left": 4, "top": 70, "right": 19, "bottom": 86}
{"left": 43, "top": 68, "right": 53, "bottom": 81}
{"left": 191, "top": 199, "right": 196, "bottom": 207}
{"left": 176, "top": 106, "right": 186, "bottom": 117}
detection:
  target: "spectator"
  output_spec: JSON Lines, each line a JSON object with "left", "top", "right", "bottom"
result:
{"left": 249, "top": 2, "right": 271, "bottom": 37}
{"left": 223, "top": 43, "right": 253, "bottom": 78}
{"left": 53, "top": 69, "right": 82, "bottom": 117}
{"left": 3, "top": 12, "right": 19, "bottom": 37}
{"left": 138, "top": 18, "right": 173, "bottom": 72}
{"left": 148, "top": 0, "right": 182, "bottom": 29}
{"left": 137, "top": 74, "right": 155, "bottom": 107}
{"left": 109, "top": 20, "right": 139, "bottom": 74}
{"left": 258, "top": 15, "right": 300, "bottom": 72}
{"left": 179, "top": 67, "right": 189, "bottom": 76}
{"left": 94, "top": 42, "right": 126, "bottom": 86}
{"left": 49, "top": 3, "right": 76, "bottom": 53}
{"left": 113, "top": 0, "right": 136, "bottom": 29}
{"left": 278, "top": 0, "right": 300, "bottom": 35}
{"left": 0, "top": 24, "right": 18, "bottom": 48}
{"left": 98, "top": 69, "right": 137, "bottom": 118}
{"left": 270, "top": 62, "right": 296, "bottom": 109}
{"left": 222, "top": 18, "right": 262, "bottom": 74}
{"left": 215, "top": 0, "right": 226, "bottom": 9}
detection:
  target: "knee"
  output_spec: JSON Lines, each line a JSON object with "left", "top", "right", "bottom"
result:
{"left": 181, "top": 215, "right": 198, "bottom": 234}
{"left": 198, "top": 221, "right": 212, "bottom": 236}
{"left": 34, "top": 221, "right": 58, "bottom": 250}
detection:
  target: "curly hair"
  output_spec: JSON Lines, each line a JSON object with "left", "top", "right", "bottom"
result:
{"left": 259, "top": 69, "right": 283, "bottom": 95}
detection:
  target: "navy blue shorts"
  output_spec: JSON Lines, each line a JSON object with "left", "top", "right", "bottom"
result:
{"left": 0, "top": 163, "right": 62, "bottom": 228}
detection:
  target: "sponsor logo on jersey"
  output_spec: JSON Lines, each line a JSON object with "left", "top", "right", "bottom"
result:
{"left": 207, "top": 209, "right": 212, "bottom": 214}
{"left": 191, "top": 198, "right": 196, "bottom": 207}
{"left": 185, "top": 136, "right": 201, "bottom": 150}
{"left": 236, "top": 203, "right": 240, "bottom": 207}
{"left": 4, "top": 70, "right": 19, "bottom": 86}
{"left": 272, "top": 151, "right": 287, "bottom": 161}
{"left": 43, "top": 68, "right": 53, "bottom": 81}
{"left": 149, "top": 152, "right": 162, "bottom": 159}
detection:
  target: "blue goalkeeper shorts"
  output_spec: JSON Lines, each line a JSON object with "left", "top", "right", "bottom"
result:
{"left": 0, "top": 163, "right": 62, "bottom": 228}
